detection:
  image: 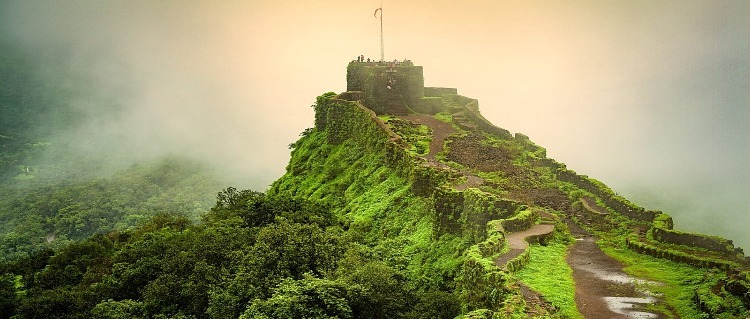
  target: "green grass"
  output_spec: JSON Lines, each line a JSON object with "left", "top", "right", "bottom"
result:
{"left": 598, "top": 240, "right": 707, "bottom": 319}
{"left": 514, "top": 243, "right": 582, "bottom": 319}
{"left": 434, "top": 112, "right": 453, "bottom": 123}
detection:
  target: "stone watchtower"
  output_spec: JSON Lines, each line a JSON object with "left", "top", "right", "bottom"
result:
{"left": 345, "top": 60, "right": 424, "bottom": 115}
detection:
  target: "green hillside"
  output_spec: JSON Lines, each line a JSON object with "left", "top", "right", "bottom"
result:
{"left": 0, "top": 62, "right": 748, "bottom": 318}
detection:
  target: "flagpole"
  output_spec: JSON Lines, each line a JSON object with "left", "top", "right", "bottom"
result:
{"left": 380, "top": 3, "right": 384, "bottom": 62}
{"left": 374, "top": 4, "right": 384, "bottom": 62}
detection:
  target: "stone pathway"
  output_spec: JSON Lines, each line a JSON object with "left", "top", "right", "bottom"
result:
{"left": 493, "top": 223, "right": 555, "bottom": 269}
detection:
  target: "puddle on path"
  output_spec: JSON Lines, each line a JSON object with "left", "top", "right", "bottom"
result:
{"left": 604, "top": 297, "right": 659, "bottom": 319}
{"left": 568, "top": 236, "right": 666, "bottom": 319}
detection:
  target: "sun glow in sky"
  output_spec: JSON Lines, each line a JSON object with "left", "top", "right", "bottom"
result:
{"left": 2, "top": 0, "right": 748, "bottom": 249}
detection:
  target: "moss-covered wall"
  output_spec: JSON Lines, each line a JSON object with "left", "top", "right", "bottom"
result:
{"left": 650, "top": 213, "right": 744, "bottom": 257}
{"left": 556, "top": 168, "right": 658, "bottom": 222}
{"left": 577, "top": 198, "right": 614, "bottom": 230}
{"left": 411, "top": 164, "right": 457, "bottom": 197}
{"left": 463, "top": 189, "right": 520, "bottom": 242}
{"left": 499, "top": 209, "right": 538, "bottom": 233}
{"left": 625, "top": 234, "right": 739, "bottom": 270}
{"left": 434, "top": 187, "right": 465, "bottom": 235}
{"left": 432, "top": 186, "right": 521, "bottom": 242}
{"left": 461, "top": 224, "right": 512, "bottom": 311}
{"left": 445, "top": 94, "right": 513, "bottom": 139}
{"left": 314, "top": 95, "right": 415, "bottom": 176}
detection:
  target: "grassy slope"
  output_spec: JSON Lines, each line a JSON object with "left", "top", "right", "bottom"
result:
{"left": 270, "top": 130, "right": 469, "bottom": 293}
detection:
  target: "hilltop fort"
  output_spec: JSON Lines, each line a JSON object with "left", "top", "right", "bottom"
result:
{"left": 293, "top": 60, "right": 750, "bottom": 317}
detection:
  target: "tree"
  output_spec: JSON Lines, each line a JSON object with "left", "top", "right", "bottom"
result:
{"left": 241, "top": 276, "right": 354, "bottom": 319}
{"left": 91, "top": 299, "right": 145, "bottom": 319}
{"left": 242, "top": 219, "right": 343, "bottom": 296}
{"left": 0, "top": 274, "right": 18, "bottom": 319}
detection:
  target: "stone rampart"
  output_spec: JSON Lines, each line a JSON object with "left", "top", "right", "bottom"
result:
{"left": 433, "top": 187, "right": 521, "bottom": 242}
{"left": 499, "top": 209, "right": 538, "bottom": 233}
{"left": 478, "top": 220, "right": 507, "bottom": 258}
{"left": 446, "top": 94, "right": 513, "bottom": 139}
{"left": 411, "top": 164, "right": 454, "bottom": 197}
{"left": 556, "top": 168, "right": 658, "bottom": 222}
{"left": 464, "top": 189, "right": 521, "bottom": 242}
{"left": 315, "top": 94, "right": 415, "bottom": 177}
{"left": 577, "top": 197, "right": 614, "bottom": 229}
{"left": 416, "top": 97, "right": 445, "bottom": 114}
{"left": 433, "top": 187, "right": 465, "bottom": 235}
{"left": 460, "top": 252, "right": 508, "bottom": 311}
{"left": 625, "top": 234, "right": 738, "bottom": 270}
{"left": 649, "top": 212, "right": 743, "bottom": 257}
{"left": 424, "top": 87, "right": 457, "bottom": 97}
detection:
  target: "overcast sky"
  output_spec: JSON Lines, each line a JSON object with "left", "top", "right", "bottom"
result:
{"left": 1, "top": 1, "right": 747, "bottom": 249}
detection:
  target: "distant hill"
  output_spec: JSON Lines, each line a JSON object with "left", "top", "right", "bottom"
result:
{"left": 0, "top": 36, "right": 223, "bottom": 261}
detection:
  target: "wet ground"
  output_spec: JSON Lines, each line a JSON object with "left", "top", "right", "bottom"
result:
{"left": 396, "top": 114, "right": 672, "bottom": 318}
{"left": 566, "top": 220, "right": 671, "bottom": 319}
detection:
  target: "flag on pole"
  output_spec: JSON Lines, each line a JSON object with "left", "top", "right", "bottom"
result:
{"left": 374, "top": 7, "right": 382, "bottom": 19}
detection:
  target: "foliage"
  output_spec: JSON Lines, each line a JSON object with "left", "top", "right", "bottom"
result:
{"left": 598, "top": 238, "right": 714, "bottom": 319}
{"left": 0, "top": 157, "right": 222, "bottom": 262}
{"left": 0, "top": 187, "right": 465, "bottom": 319}
{"left": 514, "top": 243, "right": 582, "bottom": 319}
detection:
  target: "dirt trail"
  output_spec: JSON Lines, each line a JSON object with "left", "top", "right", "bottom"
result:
{"left": 566, "top": 220, "right": 671, "bottom": 319}
{"left": 397, "top": 114, "right": 670, "bottom": 317}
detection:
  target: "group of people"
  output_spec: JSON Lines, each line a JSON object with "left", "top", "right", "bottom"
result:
{"left": 356, "top": 55, "right": 372, "bottom": 63}
{"left": 354, "top": 56, "right": 412, "bottom": 66}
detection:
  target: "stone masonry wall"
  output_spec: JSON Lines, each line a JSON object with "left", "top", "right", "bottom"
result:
{"left": 432, "top": 186, "right": 520, "bottom": 242}
{"left": 346, "top": 62, "right": 424, "bottom": 114}
{"left": 446, "top": 94, "right": 513, "bottom": 139}
{"left": 424, "top": 87, "right": 457, "bottom": 97}
{"left": 556, "top": 168, "right": 658, "bottom": 222}
{"left": 316, "top": 95, "right": 415, "bottom": 176}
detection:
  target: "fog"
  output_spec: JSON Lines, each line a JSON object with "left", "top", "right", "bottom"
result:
{"left": 1, "top": 1, "right": 747, "bottom": 249}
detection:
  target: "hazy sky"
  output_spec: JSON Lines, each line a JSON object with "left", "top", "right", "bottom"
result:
{"left": 1, "top": 1, "right": 747, "bottom": 249}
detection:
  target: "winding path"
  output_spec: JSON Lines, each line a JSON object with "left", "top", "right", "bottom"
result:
{"left": 396, "top": 114, "right": 670, "bottom": 317}
{"left": 493, "top": 224, "right": 555, "bottom": 269}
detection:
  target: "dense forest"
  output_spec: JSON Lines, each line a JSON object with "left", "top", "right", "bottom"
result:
{"left": 0, "top": 190, "right": 461, "bottom": 318}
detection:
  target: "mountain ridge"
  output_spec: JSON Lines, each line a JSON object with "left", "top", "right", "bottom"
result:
{"left": 267, "top": 60, "right": 749, "bottom": 317}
